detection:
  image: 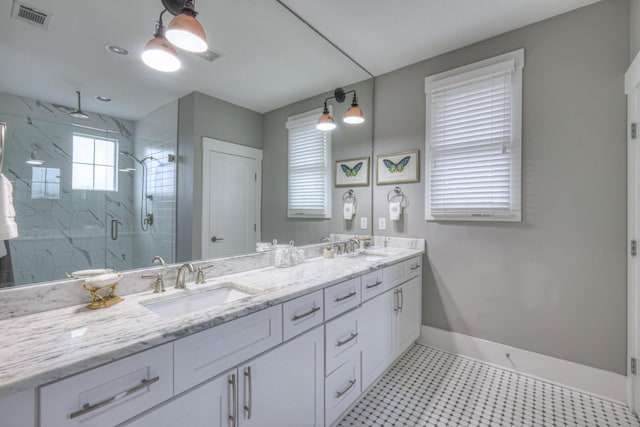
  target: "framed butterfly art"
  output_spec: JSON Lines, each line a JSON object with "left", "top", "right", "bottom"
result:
{"left": 376, "top": 150, "right": 420, "bottom": 185}
{"left": 335, "top": 157, "right": 370, "bottom": 187}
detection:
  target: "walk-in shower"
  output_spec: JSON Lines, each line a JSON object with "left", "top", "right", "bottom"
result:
{"left": 119, "top": 151, "right": 153, "bottom": 231}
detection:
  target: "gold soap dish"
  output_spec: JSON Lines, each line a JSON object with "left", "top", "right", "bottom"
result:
{"left": 75, "top": 272, "right": 124, "bottom": 310}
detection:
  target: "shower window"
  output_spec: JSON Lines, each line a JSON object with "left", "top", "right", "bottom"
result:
{"left": 71, "top": 133, "right": 118, "bottom": 191}
{"left": 31, "top": 167, "right": 60, "bottom": 200}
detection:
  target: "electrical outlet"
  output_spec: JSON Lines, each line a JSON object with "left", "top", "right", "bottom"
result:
{"left": 360, "top": 217, "right": 368, "bottom": 229}
{"left": 379, "top": 217, "right": 386, "bottom": 230}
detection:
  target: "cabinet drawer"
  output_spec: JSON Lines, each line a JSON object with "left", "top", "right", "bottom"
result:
{"left": 282, "top": 290, "right": 324, "bottom": 341}
{"left": 325, "top": 354, "right": 361, "bottom": 426}
{"left": 40, "top": 343, "right": 173, "bottom": 427}
{"left": 325, "top": 307, "right": 361, "bottom": 375}
{"left": 361, "top": 269, "right": 384, "bottom": 302}
{"left": 174, "top": 305, "right": 282, "bottom": 394}
{"left": 324, "top": 277, "right": 361, "bottom": 321}
{"left": 383, "top": 256, "right": 422, "bottom": 291}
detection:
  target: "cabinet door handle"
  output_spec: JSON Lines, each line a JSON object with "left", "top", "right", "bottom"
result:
{"left": 228, "top": 373, "right": 237, "bottom": 427}
{"left": 399, "top": 288, "right": 404, "bottom": 312}
{"left": 68, "top": 376, "right": 159, "bottom": 419}
{"left": 335, "top": 378, "right": 357, "bottom": 398}
{"left": 335, "top": 291, "right": 356, "bottom": 303}
{"left": 410, "top": 264, "right": 421, "bottom": 270}
{"left": 365, "top": 280, "right": 382, "bottom": 289}
{"left": 393, "top": 289, "right": 399, "bottom": 312}
{"left": 243, "top": 366, "right": 252, "bottom": 419}
{"left": 336, "top": 332, "right": 358, "bottom": 347}
{"left": 291, "top": 305, "right": 321, "bottom": 321}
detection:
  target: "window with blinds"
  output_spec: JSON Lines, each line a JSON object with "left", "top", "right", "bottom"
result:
{"left": 286, "top": 108, "right": 332, "bottom": 218}
{"left": 425, "top": 50, "right": 524, "bottom": 222}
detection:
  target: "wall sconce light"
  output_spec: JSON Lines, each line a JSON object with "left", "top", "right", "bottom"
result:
{"left": 143, "top": 1, "right": 208, "bottom": 72}
{"left": 316, "top": 87, "right": 365, "bottom": 131}
{"left": 26, "top": 151, "right": 44, "bottom": 165}
{"left": 142, "top": 9, "right": 181, "bottom": 72}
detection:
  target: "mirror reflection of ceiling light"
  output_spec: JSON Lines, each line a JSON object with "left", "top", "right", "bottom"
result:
{"left": 26, "top": 150, "right": 44, "bottom": 165}
{"left": 143, "top": 1, "right": 208, "bottom": 72}
{"left": 69, "top": 91, "right": 89, "bottom": 119}
{"left": 96, "top": 96, "right": 111, "bottom": 102}
{"left": 105, "top": 44, "right": 129, "bottom": 55}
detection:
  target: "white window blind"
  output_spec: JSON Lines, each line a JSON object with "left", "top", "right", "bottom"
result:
{"left": 287, "top": 108, "right": 332, "bottom": 218}
{"left": 425, "top": 50, "right": 523, "bottom": 222}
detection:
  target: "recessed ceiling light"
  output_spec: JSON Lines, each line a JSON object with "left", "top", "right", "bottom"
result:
{"left": 105, "top": 44, "right": 129, "bottom": 55}
{"left": 96, "top": 96, "right": 111, "bottom": 102}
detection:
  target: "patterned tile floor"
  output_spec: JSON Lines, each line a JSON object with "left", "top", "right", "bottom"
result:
{"left": 338, "top": 344, "right": 640, "bottom": 427}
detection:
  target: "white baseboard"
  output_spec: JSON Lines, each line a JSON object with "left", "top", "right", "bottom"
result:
{"left": 418, "top": 325, "right": 628, "bottom": 404}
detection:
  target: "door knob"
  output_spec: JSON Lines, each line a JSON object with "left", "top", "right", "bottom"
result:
{"left": 211, "top": 236, "right": 224, "bottom": 242}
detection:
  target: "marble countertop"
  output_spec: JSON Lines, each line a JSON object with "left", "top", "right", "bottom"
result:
{"left": 0, "top": 246, "right": 424, "bottom": 399}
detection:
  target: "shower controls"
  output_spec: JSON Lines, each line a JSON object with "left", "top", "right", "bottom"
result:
{"left": 145, "top": 213, "right": 154, "bottom": 226}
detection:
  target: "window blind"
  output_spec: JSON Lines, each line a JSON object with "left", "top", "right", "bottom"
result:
{"left": 425, "top": 53, "right": 522, "bottom": 221}
{"left": 287, "top": 109, "right": 332, "bottom": 218}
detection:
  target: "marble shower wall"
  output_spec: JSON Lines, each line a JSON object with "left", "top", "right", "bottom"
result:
{"left": 0, "top": 92, "right": 136, "bottom": 285}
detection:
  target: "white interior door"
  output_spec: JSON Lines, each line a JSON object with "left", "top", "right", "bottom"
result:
{"left": 627, "top": 54, "right": 640, "bottom": 412}
{"left": 202, "top": 138, "right": 262, "bottom": 259}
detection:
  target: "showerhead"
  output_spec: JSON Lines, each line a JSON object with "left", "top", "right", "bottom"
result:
{"left": 70, "top": 91, "right": 89, "bottom": 119}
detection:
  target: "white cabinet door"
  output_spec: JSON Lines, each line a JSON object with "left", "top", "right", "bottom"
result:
{"left": 395, "top": 276, "right": 421, "bottom": 357}
{"left": 238, "top": 326, "right": 324, "bottom": 427}
{"left": 123, "top": 371, "right": 234, "bottom": 427}
{"left": 360, "top": 290, "right": 395, "bottom": 391}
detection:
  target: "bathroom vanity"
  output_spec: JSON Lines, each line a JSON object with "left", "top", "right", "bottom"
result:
{"left": 0, "top": 241, "right": 423, "bottom": 427}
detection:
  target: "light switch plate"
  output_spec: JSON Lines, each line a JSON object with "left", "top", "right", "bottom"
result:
{"left": 360, "top": 217, "right": 368, "bottom": 229}
{"left": 378, "top": 217, "right": 386, "bottom": 230}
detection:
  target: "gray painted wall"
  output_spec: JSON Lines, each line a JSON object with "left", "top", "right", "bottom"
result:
{"left": 372, "top": 0, "right": 629, "bottom": 374}
{"left": 176, "top": 92, "right": 263, "bottom": 262}
{"left": 262, "top": 79, "right": 374, "bottom": 245}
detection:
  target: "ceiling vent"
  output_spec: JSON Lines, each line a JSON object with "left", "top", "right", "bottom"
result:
{"left": 11, "top": 1, "right": 52, "bottom": 30}
{"left": 194, "top": 49, "right": 222, "bottom": 62}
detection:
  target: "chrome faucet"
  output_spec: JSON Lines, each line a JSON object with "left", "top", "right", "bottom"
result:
{"left": 152, "top": 256, "right": 166, "bottom": 266}
{"left": 346, "top": 238, "right": 360, "bottom": 254}
{"left": 175, "top": 262, "right": 195, "bottom": 289}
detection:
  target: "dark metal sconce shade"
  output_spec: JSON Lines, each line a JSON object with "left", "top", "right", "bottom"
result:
{"left": 70, "top": 91, "right": 89, "bottom": 119}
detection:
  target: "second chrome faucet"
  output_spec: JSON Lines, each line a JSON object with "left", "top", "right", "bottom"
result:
{"left": 175, "top": 263, "right": 195, "bottom": 289}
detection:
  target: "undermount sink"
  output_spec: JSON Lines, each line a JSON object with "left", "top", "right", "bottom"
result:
{"left": 141, "top": 283, "right": 260, "bottom": 318}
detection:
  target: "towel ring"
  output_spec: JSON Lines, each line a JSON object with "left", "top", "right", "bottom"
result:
{"left": 343, "top": 189, "right": 357, "bottom": 208}
{"left": 387, "top": 186, "right": 408, "bottom": 208}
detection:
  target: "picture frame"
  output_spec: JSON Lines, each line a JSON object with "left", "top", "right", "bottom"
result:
{"left": 376, "top": 150, "right": 420, "bottom": 185}
{"left": 335, "top": 157, "right": 370, "bottom": 187}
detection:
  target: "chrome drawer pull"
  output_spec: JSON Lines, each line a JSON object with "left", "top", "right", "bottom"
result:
{"left": 291, "top": 306, "right": 321, "bottom": 321}
{"left": 410, "top": 264, "right": 421, "bottom": 270}
{"left": 335, "top": 379, "right": 356, "bottom": 398}
{"left": 244, "top": 366, "right": 252, "bottom": 419}
{"left": 365, "top": 280, "right": 382, "bottom": 289}
{"left": 68, "top": 376, "right": 160, "bottom": 419}
{"left": 334, "top": 291, "right": 356, "bottom": 303}
{"left": 228, "top": 374, "right": 237, "bottom": 427}
{"left": 336, "top": 332, "right": 358, "bottom": 347}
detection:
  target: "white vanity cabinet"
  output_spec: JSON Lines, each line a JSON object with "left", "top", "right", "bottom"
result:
{"left": 39, "top": 343, "right": 173, "bottom": 427}
{"left": 360, "top": 256, "right": 422, "bottom": 392}
{"left": 237, "top": 325, "right": 324, "bottom": 427}
{"left": 122, "top": 371, "right": 234, "bottom": 427}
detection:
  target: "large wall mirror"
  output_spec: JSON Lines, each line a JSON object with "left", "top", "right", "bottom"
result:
{"left": 0, "top": 0, "right": 373, "bottom": 288}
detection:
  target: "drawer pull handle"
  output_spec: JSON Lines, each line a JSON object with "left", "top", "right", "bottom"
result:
{"left": 68, "top": 376, "right": 160, "bottom": 419}
{"left": 228, "top": 374, "right": 237, "bottom": 427}
{"left": 244, "top": 366, "right": 253, "bottom": 419}
{"left": 336, "top": 332, "right": 358, "bottom": 347}
{"left": 366, "top": 281, "right": 382, "bottom": 289}
{"left": 291, "top": 306, "right": 321, "bottom": 321}
{"left": 334, "top": 291, "right": 356, "bottom": 303}
{"left": 410, "top": 264, "right": 421, "bottom": 270}
{"left": 335, "top": 379, "right": 357, "bottom": 398}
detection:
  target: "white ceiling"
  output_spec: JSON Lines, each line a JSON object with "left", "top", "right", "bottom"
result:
{"left": 0, "top": 0, "right": 601, "bottom": 121}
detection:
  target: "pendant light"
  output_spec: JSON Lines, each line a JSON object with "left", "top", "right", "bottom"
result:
{"left": 26, "top": 151, "right": 44, "bottom": 165}
{"left": 142, "top": 10, "right": 181, "bottom": 72}
{"left": 165, "top": 1, "right": 208, "bottom": 53}
{"left": 70, "top": 91, "right": 89, "bottom": 119}
{"left": 316, "top": 88, "right": 365, "bottom": 131}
